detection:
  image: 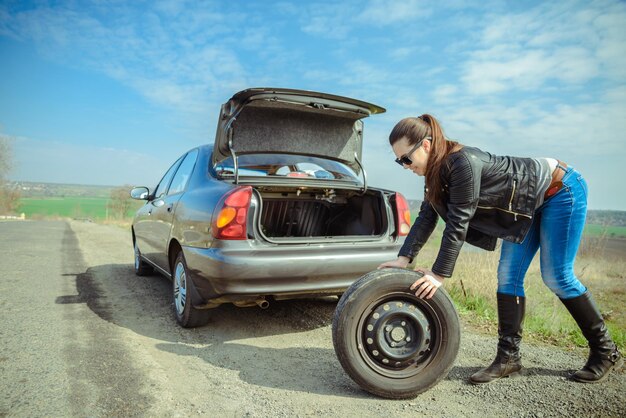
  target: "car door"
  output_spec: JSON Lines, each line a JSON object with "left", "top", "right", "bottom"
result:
{"left": 147, "top": 150, "right": 199, "bottom": 272}
{"left": 138, "top": 156, "right": 183, "bottom": 267}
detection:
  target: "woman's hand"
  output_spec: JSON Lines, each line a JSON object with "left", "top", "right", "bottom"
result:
{"left": 410, "top": 268, "right": 444, "bottom": 299}
{"left": 377, "top": 256, "right": 410, "bottom": 270}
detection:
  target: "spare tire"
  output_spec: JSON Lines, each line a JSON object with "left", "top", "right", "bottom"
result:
{"left": 332, "top": 268, "right": 460, "bottom": 399}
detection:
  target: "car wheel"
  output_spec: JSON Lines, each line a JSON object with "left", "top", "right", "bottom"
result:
{"left": 332, "top": 268, "right": 460, "bottom": 399}
{"left": 133, "top": 241, "right": 153, "bottom": 276}
{"left": 172, "top": 251, "right": 210, "bottom": 328}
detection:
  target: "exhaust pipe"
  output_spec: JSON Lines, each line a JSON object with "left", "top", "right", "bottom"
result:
{"left": 256, "top": 298, "right": 270, "bottom": 309}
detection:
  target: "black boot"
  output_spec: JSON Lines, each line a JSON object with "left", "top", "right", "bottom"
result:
{"left": 470, "top": 293, "right": 525, "bottom": 384}
{"left": 561, "top": 291, "right": 623, "bottom": 383}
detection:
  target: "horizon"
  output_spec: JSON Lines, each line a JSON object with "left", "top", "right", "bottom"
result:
{"left": 12, "top": 180, "right": 626, "bottom": 214}
{"left": 1, "top": 1, "right": 625, "bottom": 210}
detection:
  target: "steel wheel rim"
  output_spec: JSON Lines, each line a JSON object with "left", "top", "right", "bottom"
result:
{"left": 356, "top": 292, "right": 440, "bottom": 379}
{"left": 134, "top": 243, "right": 140, "bottom": 270}
{"left": 173, "top": 262, "right": 187, "bottom": 315}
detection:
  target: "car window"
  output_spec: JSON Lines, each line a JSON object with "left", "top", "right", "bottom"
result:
{"left": 154, "top": 157, "right": 183, "bottom": 199}
{"left": 168, "top": 149, "right": 198, "bottom": 195}
{"left": 214, "top": 154, "right": 359, "bottom": 181}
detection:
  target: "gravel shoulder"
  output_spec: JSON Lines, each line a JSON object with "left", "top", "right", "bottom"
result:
{"left": 1, "top": 220, "right": 624, "bottom": 417}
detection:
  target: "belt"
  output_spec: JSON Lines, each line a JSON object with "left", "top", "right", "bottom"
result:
{"left": 544, "top": 160, "right": 568, "bottom": 200}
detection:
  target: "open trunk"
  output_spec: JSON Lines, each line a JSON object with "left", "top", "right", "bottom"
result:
{"left": 253, "top": 187, "right": 390, "bottom": 243}
{"left": 213, "top": 88, "right": 386, "bottom": 181}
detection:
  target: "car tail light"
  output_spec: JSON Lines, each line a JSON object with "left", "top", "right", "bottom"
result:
{"left": 212, "top": 186, "right": 252, "bottom": 240}
{"left": 394, "top": 192, "right": 412, "bottom": 236}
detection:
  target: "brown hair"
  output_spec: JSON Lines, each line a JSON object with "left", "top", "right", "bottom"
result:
{"left": 389, "top": 114, "right": 462, "bottom": 205}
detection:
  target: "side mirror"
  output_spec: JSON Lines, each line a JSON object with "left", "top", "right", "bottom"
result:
{"left": 130, "top": 186, "right": 150, "bottom": 200}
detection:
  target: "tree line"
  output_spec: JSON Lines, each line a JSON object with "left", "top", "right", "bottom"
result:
{"left": 0, "top": 136, "right": 20, "bottom": 215}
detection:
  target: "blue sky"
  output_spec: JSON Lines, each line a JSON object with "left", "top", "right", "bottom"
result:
{"left": 1, "top": 0, "right": 625, "bottom": 209}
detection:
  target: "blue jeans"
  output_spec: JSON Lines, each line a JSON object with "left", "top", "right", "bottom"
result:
{"left": 497, "top": 167, "right": 588, "bottom": 299}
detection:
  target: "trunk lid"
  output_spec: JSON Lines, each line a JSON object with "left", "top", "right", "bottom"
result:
{"left": 212, "top": 87, "right": 386, "bottom": 175}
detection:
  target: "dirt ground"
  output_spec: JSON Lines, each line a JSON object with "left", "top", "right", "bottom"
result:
{"left": 0, "top": 220, "right": 624, "bottom": 417}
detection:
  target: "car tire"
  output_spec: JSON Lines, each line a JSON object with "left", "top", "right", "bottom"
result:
{"left": 332, "top": 268, "right": 460, "bottom": 399}
{"left": 134, "top": 241, "right": 153, "bottom": 276}
{"left": 172, "top": 251, "right": 210, "bottom": 328}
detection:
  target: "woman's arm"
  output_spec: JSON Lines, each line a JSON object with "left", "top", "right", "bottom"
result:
{"left": 431, "top": 152, "right": 481, "bottom": 278}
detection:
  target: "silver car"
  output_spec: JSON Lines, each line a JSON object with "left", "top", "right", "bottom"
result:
{"left": 131, "top": 87, "right": 411, "bottom": 327}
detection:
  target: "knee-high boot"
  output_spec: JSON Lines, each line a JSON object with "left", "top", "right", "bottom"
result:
{"left": 560, "top": 291, "right": 623, "bottom": 383}
{"left": 470, "top": 293, "right": 525, "bottom": 384}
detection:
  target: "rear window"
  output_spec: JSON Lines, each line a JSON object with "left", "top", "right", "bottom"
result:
{"left": 214, "top": 154, "right": 359, "bottom": 181}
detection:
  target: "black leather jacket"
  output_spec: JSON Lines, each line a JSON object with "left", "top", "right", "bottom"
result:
{"left": 398, "top": 146, "right": 543, "bottom": 278}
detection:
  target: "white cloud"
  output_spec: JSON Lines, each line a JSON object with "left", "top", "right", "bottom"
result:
{"left": 358, "top": 0, "right": 432, "bottom": 25}
{"left": 154, "top": 0, "right": 186, "bottom": 16}
{"left": 593, "top": 12, "right": 626, "bottom": 79}
{"left": 302, "top": 69, "right": 337, "bottom": 83}
{"left": 300, "top": 0, "right": 431, "bottom": 40}
{"left": 432, "top": 84, "right": 458, "bottom": 103}
{"left": 0, "top": 3, "right": 247, "bottom": 113}
{"left": 388, "top": 47, "right": 417, "bottom": 60}
{"left": 462, "top": 46, "right": 600, "bottom": 95}
{"left": 339, "top": 61, "right": 390, "bottom": 86}
{"left": 435, "top": 87, "right": 626, "bottom": 159}
{"left": 460, "top": 0, "right": 626, "bottom": 95}
{"left": 300, "top": 3, "right": 354, "bottom": 39}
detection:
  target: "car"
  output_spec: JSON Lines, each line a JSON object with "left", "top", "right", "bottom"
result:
{"left": 130, "top": 87, "right": 411, "bottom": 328}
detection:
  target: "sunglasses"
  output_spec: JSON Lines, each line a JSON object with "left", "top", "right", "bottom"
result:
{"left": 395, "top": 137, "right": 431, "bottom": 166}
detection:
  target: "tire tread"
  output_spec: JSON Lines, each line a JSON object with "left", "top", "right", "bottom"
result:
{"left": 332, "top": 268, "right": 460, "bottom": 399}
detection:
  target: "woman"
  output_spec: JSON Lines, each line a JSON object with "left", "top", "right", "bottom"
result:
{"left": 378, "top": 114, "right": 622, "bottom": 384}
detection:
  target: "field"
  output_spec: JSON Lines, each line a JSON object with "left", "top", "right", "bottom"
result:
{"left": 19, "top": 197, "right": 109, "bottom": 219}
{"left": 583, "top": 223, "right": 626, "bottom": 239}
{"left": 17, "top": 197, "right": 142, "bottom": 220}
{"left": 416, "top": 224, "right": 625, "bottom": 351}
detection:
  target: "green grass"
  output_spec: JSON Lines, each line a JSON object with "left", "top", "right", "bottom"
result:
{"left": 446, "top": 273, "right": 625, "bottom": 350}
{"left": 447, "top": 285, "right": 496, "bottom": 322}
{"left": 583, "top": 224, "right": 626, "bottom": 239}
{"left": 407, "top": 215, "right": 626, "bottom": 351}
{"left": 19, "top": 197, "right": 108, "bottom": 219}
{"left": 17, "top": 197, "right": 141, "bottom": 220}
{"left": 436, "top": 247, "right": 626, "bottom": 351}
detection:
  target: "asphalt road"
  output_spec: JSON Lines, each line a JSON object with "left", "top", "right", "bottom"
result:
{"left": 1, "top": 220, "right": 624, "bottom": 417}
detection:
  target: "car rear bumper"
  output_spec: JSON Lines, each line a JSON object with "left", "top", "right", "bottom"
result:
{"left": 183, "top": 240, "right": 403, "bottom": 302}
